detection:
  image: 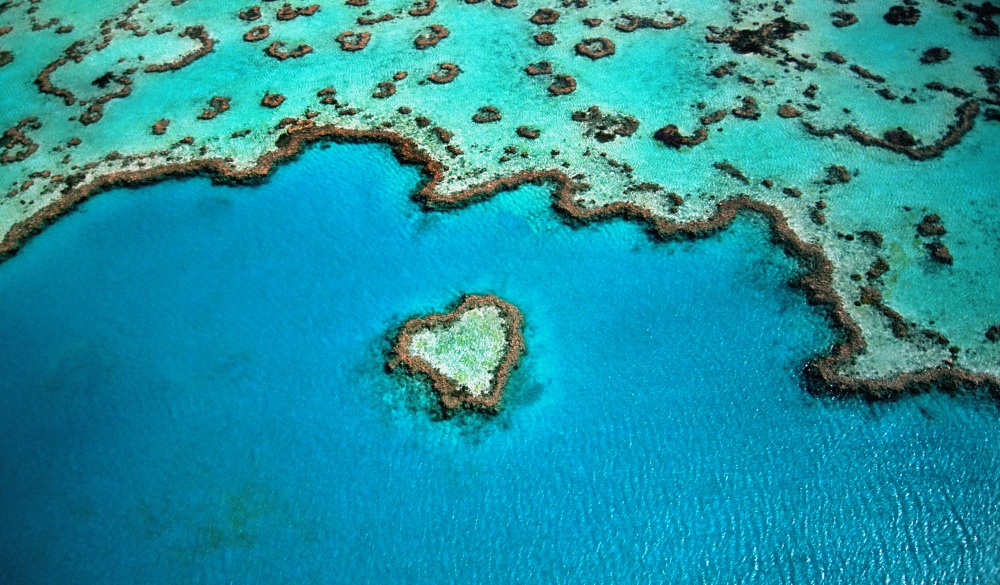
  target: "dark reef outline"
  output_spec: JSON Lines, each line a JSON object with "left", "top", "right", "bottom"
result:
{"left": 0, "top": 123, "right": 997, "bottom": 403}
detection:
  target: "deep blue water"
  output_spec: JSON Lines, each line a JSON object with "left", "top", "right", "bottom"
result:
{"left": 0, "top": 143, "right": 997, "bottom": 584}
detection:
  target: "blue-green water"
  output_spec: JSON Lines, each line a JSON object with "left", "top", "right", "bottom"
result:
{"left": 0, "top": 143, "right": 997, "bottom": 583}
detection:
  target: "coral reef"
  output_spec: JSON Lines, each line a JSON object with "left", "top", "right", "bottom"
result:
{"left": 388, "top": 294, "right": 525, "bottom": 413}
{"left": 336, "top": 31, "right": 371, "bottom": 51}
{"left": 653, "top": 125, "right": 708, "bottom": 148}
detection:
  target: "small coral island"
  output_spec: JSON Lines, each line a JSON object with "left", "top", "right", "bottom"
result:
{"left": 388, "top": 294, "right": 525, "bottom": 413}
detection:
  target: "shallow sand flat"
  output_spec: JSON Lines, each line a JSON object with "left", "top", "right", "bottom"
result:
{"left": 409, "top": 305, "right": 508, "bottom": 396}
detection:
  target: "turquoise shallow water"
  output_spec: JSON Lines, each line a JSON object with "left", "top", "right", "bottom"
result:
{"left": 0, "top": 143, "right": 998, "bottom": 583}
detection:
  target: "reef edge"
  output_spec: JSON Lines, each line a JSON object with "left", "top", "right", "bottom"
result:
{"left": 1, "top": 123, "right": 997, "bottom": 403}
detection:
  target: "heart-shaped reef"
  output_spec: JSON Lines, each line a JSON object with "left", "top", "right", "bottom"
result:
{"left": 388, "top": 294, "right": 525, "bottom": 413}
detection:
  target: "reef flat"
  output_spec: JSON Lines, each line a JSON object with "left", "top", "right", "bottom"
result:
{"left": 388, "top": 294, "right": 525, "bottom": 411}
{"left": 1, "top": 0, "right": 999, "bottom": 398}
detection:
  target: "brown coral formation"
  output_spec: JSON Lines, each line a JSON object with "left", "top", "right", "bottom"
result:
{"left": 714, "top": 161, "right": 749, "bottom": 184}
{"left": 1, "top": 118, "right": 40, "bottom": 164}
{"left": 197, "top": 96, "right": 231, "bottom": 120}
{"left": 824, "top": 51, "right": 847, "bottom": 64}
{"left": 277, "top": 3, "right": 299, "bottom": 20}
{"left": 778, "top": 104, "right": 802, "bottom": 118}
{"left": 261, "top": 92, "right": 286, "bottom": 108}
{"left": 877, "top": 88, "right": 898, "bottom": 101}
{"left": 926, "top": 242, "right": 954, "bottom": 265}
{"left": 858, "top": 286, "right": 883, "bottom": 306}
{"left": 387, "top": 294, "right": 526, "bottom": 413}
{"left": 572, "top": 106, "right": 639, "bottom": 142}
{"left": 427, "top": 62, "right": 460, "bottom": 84}
{"left": 921, "top": 47, "right": 951, "bottom": 64}
{"left": 517, "top": 126, "right": 540, "bottom": 139}
{"left": 823, "top": 165, "right": 851, "bottom": 185}
{"left": 275, "top": 3, "right": 319, "bottom": 19}
{"left": 530, "top": 8, "right": 560, "bottom": 25}
{"left": 239, "top": 6, "right": 261, "bottom": 20}
{"left": 867, "top": 257, "right": 890, "bottom": 280}
{"left": 653, "top": 125, "right": 707, "bottom": 148}
{"left": 145, "top": 26, "right": 215, "bottom": 73}
{"left": 963, "top": 2, "right": 1000, "bottom": 37}
{"left": 80, "top": 76, "right": 133, "bottom": 125}
{"left": 884, "top": 128, "right": 917, "bottom": 147}
{"left": 317, "top": 87, "right": 339, "bottom": 106}
{"left": 831, "top": 11, "right": 858, "bottom": 27}
{"left": 357, "top": 13, "right": 394, "bottom": 25}
{"left": 858, "top": 287, "right": 910, "bottom": 339}
{"left": 534, "top": 31, "right": 556, "bottom": 46}
{"left": 700, "top": 110, "right": 727, "bottom": 125}
{"left": 917, "top": 214, "right": 947, "bottom": 237}
{"left": 574, "top": 37, "right": 615, "bottom": 59}
{"left": 151, "top": 119, "right": 170, "bottom": 135}
{"left": 710, "top": 61, "right": 736, "bottom": 78}
{"left": 884, "top": 5, "right": 921, "bottom": 25}
{"left": 859, "top": 230, "right": 885, "bottom": 247}
{"left": 525, "top": 61, "right": 552, "bottom": 75}
{"left": 706, "top": 17, "right": 808, "bottom": 57}
{"left": 336, "top": 31, "right": 371, "bottom": 51}
{"left": 975, "top": 65, "right": 1000, "bottom": 84}
{"left": 849, "top": 64, "right": 885, "bottom": 83}
{"left": 92, "top": 71, "right": 116, "bottom": 90}
{"left": 802, "top": 101, "right": 980, "bottom": 161}
{"left": 547, "top": 74, "right": 576, "bottom": 96}
{"left": 732, "top": 96, "right": 761, "bottom": 120}
{"left": 472, "top": 106, "right": 502, "bottom": 123}
{"left": 264, "top": 41, "right": 313, "bottom": 60}
{"left": 414, "top": 24, "right": 449, "bottom": 49}
{"left": 372, "top": 81, "right": 396, "bottom": 99}
{"left": 432, "top": 127, "right": 453, "bottom": 143}
{"left": 243, "top": 25, "right": 270, "bottom": 42}
{"left": 615, "top": 14, "right": 686, "bottom": 32}
{"left": 409, "top": 0, "right": 437, "bottom": 16}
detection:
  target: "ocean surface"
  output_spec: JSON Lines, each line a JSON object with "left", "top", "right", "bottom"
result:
{"left": 0, "top": 143, "right": 997, "bottom": 583}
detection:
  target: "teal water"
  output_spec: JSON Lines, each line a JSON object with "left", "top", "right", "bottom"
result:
{"left": 0, "top": 143, "right": 997, "bottom": 583}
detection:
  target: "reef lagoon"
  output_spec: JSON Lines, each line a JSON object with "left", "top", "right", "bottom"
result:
{"left": 1, "top": 142, "right": 998, "bottom": 583}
